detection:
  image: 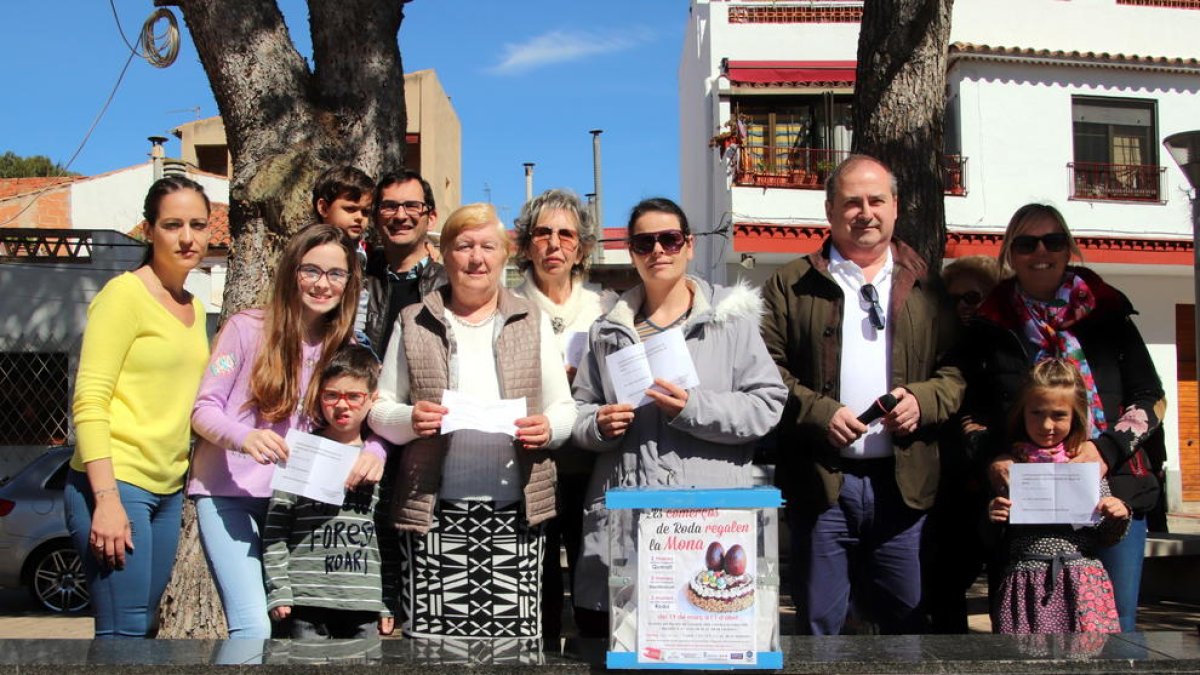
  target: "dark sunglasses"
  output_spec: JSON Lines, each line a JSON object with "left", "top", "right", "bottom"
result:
{"left": 860, "top": 283, "right": 885, "bottom": 331}
{"left": 629, "top": 230, "right": 688, "bottom": 256}
{"left": 1011, "top": 232, "right": 1069, "bottom": 255}
{"left": 950, "top": 290, "right": 983, "bottom": 307}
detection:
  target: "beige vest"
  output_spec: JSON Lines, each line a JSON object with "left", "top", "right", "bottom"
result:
{"left": 390, "top": 286, "right": 557, "bottom": 533}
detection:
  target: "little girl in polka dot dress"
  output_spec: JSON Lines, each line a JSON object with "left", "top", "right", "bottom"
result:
{"left": 988, "top": 358, "right": 1128, "bottom": 634}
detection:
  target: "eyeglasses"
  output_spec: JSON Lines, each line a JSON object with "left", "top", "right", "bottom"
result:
{"left": 1010, "top": 232, "right": 1069, "bottom": 255}
{"left": 377, "top": 200, "right": 430, "bottom": 217}
{"left": 950, "top": 290, "right": 983, "bottom": 307}
{"left": 319, "top": 389, "right": 370, "bottom": 408}
{"left": 629, "top": 230, "right": 688, "bottom": 256}
{"left": 297, "top": 264, "right": 350, "bottom": 287}
{"left": 531, "top": 226, "right": 579, "bottom": 250}
{"left": 861, "top": 283, "right": 885, "bottom": 330}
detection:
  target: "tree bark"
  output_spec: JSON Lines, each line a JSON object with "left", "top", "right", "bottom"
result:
{"left": 154, "top": 0, "right": 407, "bottom": 638}
{"left": 852, "top": 0, "right": 955, "bottom": 269}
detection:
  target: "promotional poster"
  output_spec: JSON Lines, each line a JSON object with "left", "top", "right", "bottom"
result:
{"left": 636, "top": 508, "right": 758, "bottom": 666}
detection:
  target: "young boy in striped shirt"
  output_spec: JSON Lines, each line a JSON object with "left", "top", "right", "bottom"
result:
{"left": 263, "top": 345, "right": 392, "bottom": 638}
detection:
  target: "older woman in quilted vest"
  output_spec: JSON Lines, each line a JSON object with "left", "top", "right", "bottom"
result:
{"left": 369, "top": 202, "right": 576, "bottom": 642}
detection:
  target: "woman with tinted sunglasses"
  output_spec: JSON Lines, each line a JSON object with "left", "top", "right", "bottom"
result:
{"left": 510, "top": 188, "right": 616, "bottom": 643}
{"left": 568, "top": 197, "right": 787, "bottom": 636}
{"left": 958, "top": 203, "right": 1164, "bottom": 633}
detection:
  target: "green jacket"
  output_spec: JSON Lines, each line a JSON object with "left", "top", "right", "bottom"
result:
{"left": 760, "top": 239, "right": 963, "bottom": 511}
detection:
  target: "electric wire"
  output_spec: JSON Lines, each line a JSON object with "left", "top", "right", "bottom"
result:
{"left": 0, "top": 6, "right": 181, "bottom": 227}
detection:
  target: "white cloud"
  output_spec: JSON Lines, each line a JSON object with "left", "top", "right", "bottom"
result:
{"left": 488, "top": 27, "right": 654, "bottom": 75}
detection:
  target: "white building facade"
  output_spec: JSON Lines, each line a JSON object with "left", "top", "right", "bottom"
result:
{"left": 680, "top": 0, "right": 1200, "bottom": 509}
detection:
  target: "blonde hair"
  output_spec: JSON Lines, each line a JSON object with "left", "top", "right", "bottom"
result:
{"left": 997, "top": 203, "right": 1084, "bottom": 274}
{"left": 1007, "top": 358, "right": 1090, "bottom": 452}
{"left": 247, "top": 225, "right": 360, "bottom": 422}
{"left": 439, "top": 202, "right": 511, "bottom": 262}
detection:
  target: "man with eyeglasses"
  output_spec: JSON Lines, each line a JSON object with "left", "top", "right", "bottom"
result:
{"left": 361, "top": 170, "right": 446, "bottom": 637}
{"left": 362, "top": 170, "right": 446, "bottom": 355}
{"left": 760, "top": 155, "right": 963, "bottom": 636}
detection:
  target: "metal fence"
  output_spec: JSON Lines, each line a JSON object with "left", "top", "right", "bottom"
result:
{"left": 0, "top": 335, "right": 75, "bottom": 448}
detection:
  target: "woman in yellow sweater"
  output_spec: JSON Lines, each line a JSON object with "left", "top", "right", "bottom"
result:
{"left": 64, "top": 176, "right": 212, "bottom": 638}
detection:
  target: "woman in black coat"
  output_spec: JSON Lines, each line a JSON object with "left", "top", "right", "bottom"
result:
{"left": 959, "top": 203, "right": 1164, "bottom": 633}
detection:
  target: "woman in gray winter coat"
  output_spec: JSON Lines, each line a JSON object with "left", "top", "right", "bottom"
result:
{"left": 570, "top": 197, "right": 787, "bottom": 636}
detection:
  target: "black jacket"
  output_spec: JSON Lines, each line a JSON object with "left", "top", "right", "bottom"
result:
{"left": 362, "top": 247, "right": 444, "bottom": 355}
{"left": 958, "top": 266, "right": 1164, "bottom": 513}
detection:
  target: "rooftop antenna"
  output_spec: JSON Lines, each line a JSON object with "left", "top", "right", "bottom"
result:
{"left": 166, "top": 106, "right": 202, "bottom": 119}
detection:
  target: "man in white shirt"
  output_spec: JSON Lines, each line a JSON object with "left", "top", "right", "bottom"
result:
{"left": 760, "top": 155, "right": 963, "bottom": 635}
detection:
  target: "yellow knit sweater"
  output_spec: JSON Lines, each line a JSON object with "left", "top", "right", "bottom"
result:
{"left": 71, "top": 272, "right": 209, "bottom": 494}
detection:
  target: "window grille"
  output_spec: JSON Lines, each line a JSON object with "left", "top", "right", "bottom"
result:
{"left": 1116, "top": 0, "right": 1200, "bottom": 8}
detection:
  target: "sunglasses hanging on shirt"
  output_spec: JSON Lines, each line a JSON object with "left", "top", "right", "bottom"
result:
{"left": 860, "top": 283, "right": 885, "bottom": 331}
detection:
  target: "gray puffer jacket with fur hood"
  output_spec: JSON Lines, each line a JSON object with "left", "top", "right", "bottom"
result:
{"left": 571, "top": 276, "right": 787, "bottom": 611}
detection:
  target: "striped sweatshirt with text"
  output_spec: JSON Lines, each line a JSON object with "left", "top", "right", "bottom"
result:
{"left": 262, "top": 484, "right": 392, "bottom": 617}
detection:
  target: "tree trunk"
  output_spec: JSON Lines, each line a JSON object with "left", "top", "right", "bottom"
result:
{"left": 153, "top": 0, "right": 407, "bottom": 638}
{"left": 154, "top": 500, "right": 226, "bottom": 638}
{"left": 852, "top": 0, "right": 955, "bottom": 269}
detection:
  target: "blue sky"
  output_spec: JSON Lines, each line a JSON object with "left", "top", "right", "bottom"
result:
{"left": 0, "top": 0, "right": 686, "bottom": 229}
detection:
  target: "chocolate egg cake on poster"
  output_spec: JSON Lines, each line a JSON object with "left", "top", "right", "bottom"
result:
{"left": 636, "top": 508, "right": 757, "bottom": 665}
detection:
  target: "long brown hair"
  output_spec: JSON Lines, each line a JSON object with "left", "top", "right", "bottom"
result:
{"left": 1007, "top": 357, "right": 1090, "bottom": 452}
{"left": 247, "top": 225, "right": 361, "bottom": 422}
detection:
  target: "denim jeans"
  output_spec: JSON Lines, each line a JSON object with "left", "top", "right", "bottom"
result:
{"left": 63, "top": 471, "right": 182, "bottom": 639}
{"left": 1097, "top": 515, "right": 1147, "bottom": 632}
{"left": 194, "top": 495, "right": 271, "bottom": 638}
{"left": 790, "top": 459, "right": 927, "bottom": 635}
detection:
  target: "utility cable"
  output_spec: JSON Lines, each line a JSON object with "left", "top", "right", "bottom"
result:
{"left": 0, "top": 7, "right": 182, "bottom": 227}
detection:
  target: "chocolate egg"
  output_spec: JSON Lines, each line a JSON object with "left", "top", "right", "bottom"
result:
{"left": 724, "top": 544, "right": 747, "bottom": 576}
{"left": 705, "top": 541, "right": 725, "bottom": 571}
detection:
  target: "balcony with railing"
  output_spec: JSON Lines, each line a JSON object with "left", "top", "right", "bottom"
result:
{"left": 943, "top": 154, "right": 967, "bottom": 196}
{"left": 728, "top": 144, "right": 969, "bottom": 195}
{"left": 727, "top": 2, "right": 864, "bottom": 24}
{"left": 733, "top": 147, "right": 845, "bottom": 189}
{"left": 1069, "top": 162, "right": 1164, "bottom": 202}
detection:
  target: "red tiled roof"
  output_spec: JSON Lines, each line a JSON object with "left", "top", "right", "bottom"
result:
{"left": 207, "top": 203, "right": 230, "bottom": 248}
{"left": 0, "top": 177, "right": 78, "bottom": 200}
{"left": 948, "top": 42, "right": 1200, "bottom": 72}
{"left": 126, "top": 202, "right": 230, "bottom": 249}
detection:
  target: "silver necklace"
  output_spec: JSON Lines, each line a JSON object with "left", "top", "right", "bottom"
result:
{"left": 449, "top": 310, "right": 497, "bottom": 328}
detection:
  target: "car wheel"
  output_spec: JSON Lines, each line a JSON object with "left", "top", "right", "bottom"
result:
{"left": 27, "top": 542, "right": 89, "bottom": 613}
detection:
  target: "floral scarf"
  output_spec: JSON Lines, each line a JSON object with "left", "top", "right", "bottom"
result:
{"left": 1015, "top": 272, "right": 1108, "bottom": 436}
{"left": 1013, "top": 440, "right": 1069, "bottom": 464}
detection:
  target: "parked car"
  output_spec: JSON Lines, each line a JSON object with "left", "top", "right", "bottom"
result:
{"left": 0, "top": 446, "right": 88, "bottom": 612}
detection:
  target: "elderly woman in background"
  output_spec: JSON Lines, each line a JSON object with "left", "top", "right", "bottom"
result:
{"left": 925, "top": 255, "right": 1004, "bottom": 633}
{"left": 369, "top": 202, "right": 576, "bottom": 641}
{"left": 512, "top": 188, "right": 616, "bottom": 644}
{"left": 943, "top": 255, "right": 1002, "bottom": 327}
{"left": 570, "top": 197, "right": 787, "bottom": 637}
{"left": 960, "top": 203, "right": 1164, "bottom": 632}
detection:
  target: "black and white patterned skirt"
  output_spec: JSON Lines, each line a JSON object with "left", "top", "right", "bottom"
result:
{"left": 401, "top": 499, "right": 543, "bottom": 639}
